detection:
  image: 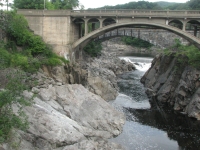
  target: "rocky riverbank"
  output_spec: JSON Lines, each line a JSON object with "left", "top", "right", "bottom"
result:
{"left": 141, "top": 54, "right": 200, "bottom": 120}
{"left": 0, "top": 39, "right": 138, "bottom": 150}
{"left": 1, "top": 70, "right": 125, "bottom": 150}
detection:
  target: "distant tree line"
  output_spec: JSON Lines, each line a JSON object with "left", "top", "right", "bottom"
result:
{"left": 13, "top": 0, "right": 82, "bottom": 10}
{"left": 11, "top": 0, "right": 200, "bottom": 10}
{"left": 93, "top": 0, "right": 200, "bottom": 10}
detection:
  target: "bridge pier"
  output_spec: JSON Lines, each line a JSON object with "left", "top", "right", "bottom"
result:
{"left": 84, "top": 19, "right": 89, "bottom": 35}
{"left": 182, "top": 21, "right": 186, "bottom": 31}
{"left": 99, "top": 19, "right": 103, "bottom": 28}
{"left": 92, "top": 23, "right": 95, "bottom": 31}
{"left": 194, "top": 26, "right": 198, "bottom": 37}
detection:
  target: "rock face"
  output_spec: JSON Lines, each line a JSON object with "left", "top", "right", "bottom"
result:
{"left": 101, "top": 37, "right": 159, "bottom": 56}
{"left": 100, "top": 29, "right": 189, "bottom": 50}
{"left": 39, "top": 47, "right": 135, "bottom": 101}
{"left": 85, "top": 50, "right": 135, "bottom": 100}
{"left": 2, "top": 73, "right": 125, "bottom": 150}
{"left": 141, "top": 54, "right": 200, "bottom": 120}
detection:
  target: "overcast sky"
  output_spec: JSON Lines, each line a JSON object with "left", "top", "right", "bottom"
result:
{"left": 79, "top": 0, "right": 189, "bottom": 9}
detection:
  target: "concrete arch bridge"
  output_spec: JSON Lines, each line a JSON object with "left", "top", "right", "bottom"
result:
{"left": 17, "top": 9, "right": 200, "bottom": 60}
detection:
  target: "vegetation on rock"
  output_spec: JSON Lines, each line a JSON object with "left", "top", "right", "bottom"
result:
{"left": 0, "top": 68, "right": 33, "bottom": 143}
{"left": 164, "top": 39, "right": 200, "bottom": 69}
{"left": 0, "top": 10, "right": 68, "bottom": 143}
{"left": 0, "top": 11, "right": 68, "bottom": 73}
{"left": 121, "top": 36, "right": 153, "bottom": 48}
{"left": 83, "top": 41, "right": 102, "bottom": 57}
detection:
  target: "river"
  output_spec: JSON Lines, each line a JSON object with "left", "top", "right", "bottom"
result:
{"left": 109, "top": 56, "right": 200, "bottom": 150}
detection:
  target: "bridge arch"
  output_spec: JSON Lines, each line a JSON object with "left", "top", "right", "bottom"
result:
{"left": 72, "top": 22, "right": 200, "bottom": 49}
{"left": 169, "top": 19, "right": 183, "bottom": 30}
{"left": 73, "top": 18, "right": 85, "bottom": 38}
{"left": 87, "top": 18, "right": 100, "bottom": 33}
{"left": 103, "top": 18, "right": 116, "bottom": 27}
{"left": 186, "top": 20, "right": 200, "bottom": 37}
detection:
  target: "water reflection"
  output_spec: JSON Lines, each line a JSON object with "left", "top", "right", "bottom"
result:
{"left": 127, "top": 108, "right": 200, "bottom": 150}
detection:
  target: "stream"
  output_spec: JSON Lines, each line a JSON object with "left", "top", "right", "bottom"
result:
{"left": 109, "top": 56, "right": 200, "bottom": 150}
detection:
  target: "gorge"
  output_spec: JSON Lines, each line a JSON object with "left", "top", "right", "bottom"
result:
{"left": 1, "top": 9, "right": 200, "bottom": 150}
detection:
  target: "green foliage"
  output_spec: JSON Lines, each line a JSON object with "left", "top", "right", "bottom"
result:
{"left": 0, "top": 48, "right": 11, "bottom": 68}
{"left": 121, "top": 36, "right": 153, "bottom": 48}
{"left": 0, "top": 11, "right": 68, "bottom": 73}
{"left": 83, "top": 41, "right": 102, "bottom": 57}
{"left": 163, "top": 39, "right": 200, "bottom": 68}
{"left": 14, "top": 0, "right": 80, "bottom": 10}
{"left": 0, "top": 69, "right": 32, "bottom": 143}
{"left": 93, "top": 0, "right": 199, "bottom": 10}
{"left": 166, "top": 0, "right": 200, "bottom": 10}
{"left": 96, "top": 1, "right": 161, "bottom": 9}
{"left": 14, "top": 0, "right": 45, "bottom": 9}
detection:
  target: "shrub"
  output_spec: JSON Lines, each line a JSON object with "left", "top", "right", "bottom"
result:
{"left": 11, "top": 54, "right": 29, "bottom": 70}
{"left": 83, "top": 41, "right": 102, "bottom": 57}
{"left": 121, "top": 36, "right": 153, "bottom": 48}
{"left": 0, "top": 48, "right": 11, "bottom": 68}
{"left": 0, "top": 11, "right": 69, "bottom": 72}
{"left": 163, "top": 39, "right": 200, "bottom": 69}
{"left": 0, "top": 69, "right": 32, "bottom": 143}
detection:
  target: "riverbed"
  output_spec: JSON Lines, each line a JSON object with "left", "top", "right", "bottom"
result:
{"left": 109, "top": 56, "right": 200, "bottom": 150}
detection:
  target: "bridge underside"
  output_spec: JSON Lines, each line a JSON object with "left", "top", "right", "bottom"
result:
{"left": 73, "top": 22, "right": 200, "bottom": 50}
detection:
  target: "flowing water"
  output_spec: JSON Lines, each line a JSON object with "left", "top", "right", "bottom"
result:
{"left": 109, "top": 56, "right": 200, "bottom": 150}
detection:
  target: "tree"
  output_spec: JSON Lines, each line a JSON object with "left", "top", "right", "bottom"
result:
{"left": 14, "top": 0, "right": 45, "bottom": 9}
{"left": 14, "top": 0, "right": 80, "bottom": 9}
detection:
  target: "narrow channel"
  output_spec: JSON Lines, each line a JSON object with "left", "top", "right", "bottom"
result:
{"left": 109, "top": 56, "right": 200, "bottom": 150}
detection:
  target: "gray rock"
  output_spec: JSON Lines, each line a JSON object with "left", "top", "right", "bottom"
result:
{"left": 141, "top": 54, "right": 200, "bottom": 119}
{"left": 57, "top": 140, "right": 125, "bottom": 150}
{"left": 186, "top": 87, "right": 200, "bottom": 120}
{"left": 8, "top": 84, "right": 125, "bottom": 150}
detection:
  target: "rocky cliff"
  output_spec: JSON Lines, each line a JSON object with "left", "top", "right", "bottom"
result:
{"left": 1, "top": 71, "right": 125, "bottom": 150}
{"left": 42, "top": 47, "right": 135, "bottom": 101}
{"left": 141, "top": 54, "right": 200, "bottom": 120}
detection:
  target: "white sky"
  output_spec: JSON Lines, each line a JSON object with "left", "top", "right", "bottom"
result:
{"left": 79, "top": 0, "right": 189, "bottom": 9}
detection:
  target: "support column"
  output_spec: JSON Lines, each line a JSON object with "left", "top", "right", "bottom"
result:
{"left": 182, "top": 20, "right": 186, "bottom": 31}
{"left": 92, "top": 23, "right": 95, "bottom": 31}
{"left": 131, "top": 29, "right": 133, "bottom": 37}
{"left": 138, "top": 30, "right": 140, "bottom": 39}
{"left": 99, "top": 18, "right": 103, "bottom": 28}
{"left": 84, "top": 19, "right": 88, "bottom": 36}
{"left": 79, "top": 24, "right": 82, "bottom": 38}
{"left": 166, "top": 19, "right": 169, "bottom": 25}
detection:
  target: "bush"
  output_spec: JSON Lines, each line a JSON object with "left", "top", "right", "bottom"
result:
{"left": 121, "top": 36, "right": 153, "bottom": 48}
{"left": 0, "top": 48, "right": 11, "bottom": 68}
{"left": 0, "top": 69, "right": 32, "bottom": 143}
{"left": 0, "top": 11, "right": 69, "bottom": 72}
{"left": 83, "top": 41, "right": 102, "bottom": 57}
{"left": 11, "top": 54, "right": 29, "bottom": 70}
{"left": 163, "top": 39, "right": 200, "bottom": 69}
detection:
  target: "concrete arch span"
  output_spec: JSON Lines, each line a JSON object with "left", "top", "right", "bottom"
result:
{"left": 72, "top": 22, "right": 200, "bottom": 49}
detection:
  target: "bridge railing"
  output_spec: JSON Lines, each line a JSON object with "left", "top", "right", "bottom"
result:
{"left": 71, "top": 9, "right": 200, "bottom": 18}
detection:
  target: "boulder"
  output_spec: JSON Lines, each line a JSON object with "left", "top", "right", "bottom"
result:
{"left": 4, "top": 84, "right": 125, "bottom": 150}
